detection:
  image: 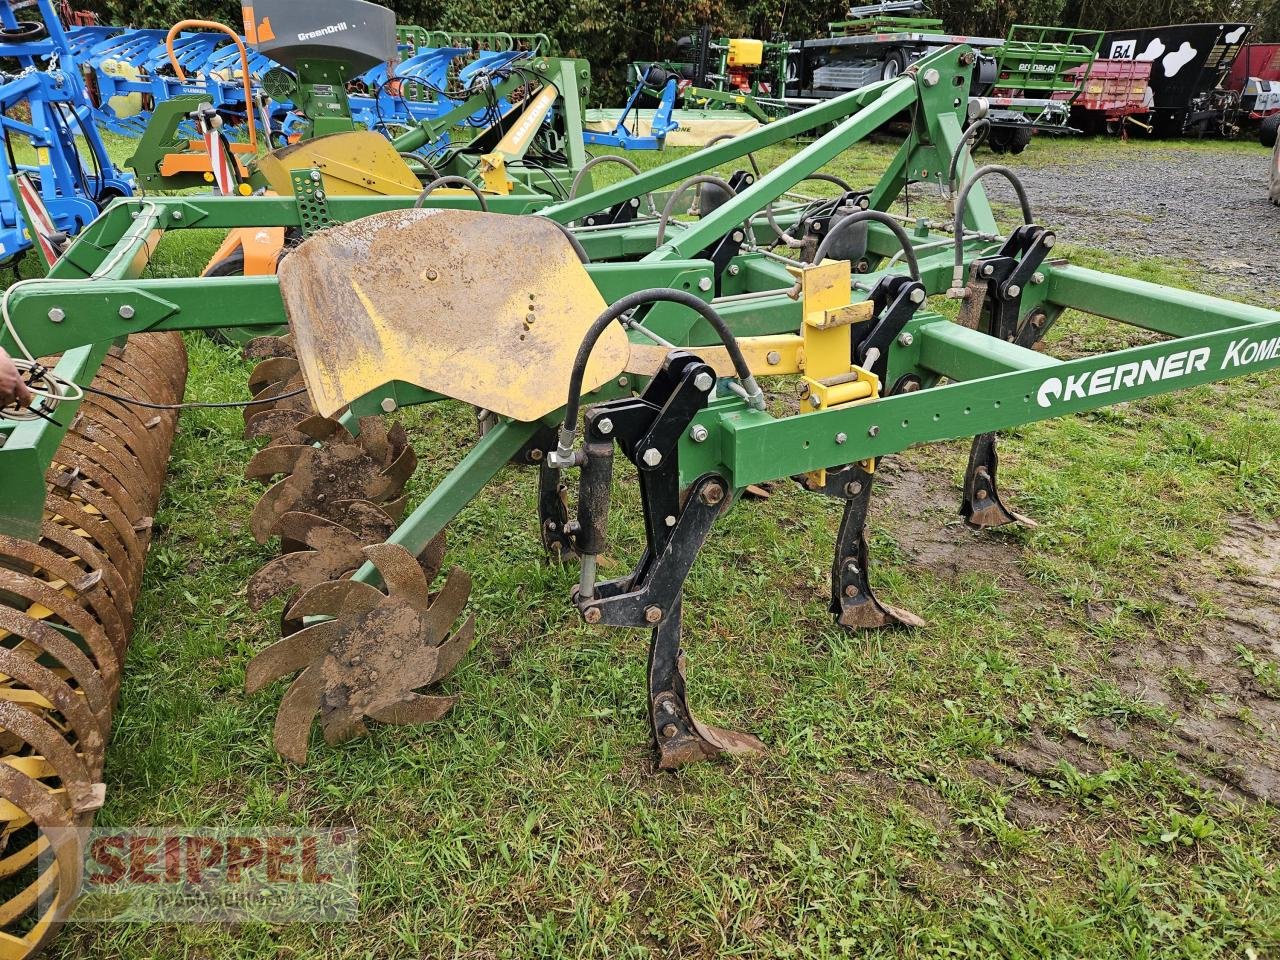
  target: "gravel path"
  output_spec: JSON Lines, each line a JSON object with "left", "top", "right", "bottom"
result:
{"left": 1016, "top": 145, "right": 1280, "bottom": 301}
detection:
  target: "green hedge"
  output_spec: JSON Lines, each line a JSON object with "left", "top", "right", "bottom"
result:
{"left": 75, "top": 0, "right": 1279, "bottom": 104}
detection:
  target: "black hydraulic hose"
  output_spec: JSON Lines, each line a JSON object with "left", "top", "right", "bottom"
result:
{"left": 811, "top": 209, "right": 921, "bottom": 281}
{"left": 536, "top": 216, "right": 590, "bottom": 263}
{"left": 559, "top": 289, "right": 764, "bottom": 454}
{"left": 400, "top": 152, "right": 440, "bottom": 181}
{"left": 947, "top": 118, "right": 991, "bottom": 191}
{"left": 568, "top": 154, "right": 642, "bottom": 199}
{"left": 413, "top": 176, "right": 488, "bottom": 210}
{"left": 705, "top": 132, "right": 761, "bottom": 177}
{"left": 655, "top": 174, "right": 749, "bottom": 247}
{"left": 951, "top": 165, "right": 1034, "bottom": 290}
{"left": 766, "top": 172, "right": 857, "bottom": 246}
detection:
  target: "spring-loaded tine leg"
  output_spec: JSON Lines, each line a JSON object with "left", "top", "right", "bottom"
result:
{"left": 830, "top": 464, "right": 925, "bottom": 630}
{"left": 537, "top": 461, "right": 577, "bottom": 562}
{"left": 961, "top": 433, "right": 1037, "bottom": 529}
{"left": 649, "top": 598, "right": 766, "bottom": 770}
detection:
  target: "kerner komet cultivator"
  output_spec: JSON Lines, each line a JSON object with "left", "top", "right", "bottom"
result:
{"left": 1, "top": 43, "right": 1279, "bottom": 950}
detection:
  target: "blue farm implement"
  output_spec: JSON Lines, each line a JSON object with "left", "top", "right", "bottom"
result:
{"left": 0, "top": 0, "right": 132, "bottom": 266}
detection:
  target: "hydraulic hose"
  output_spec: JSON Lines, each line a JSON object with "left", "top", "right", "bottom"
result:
{"left": 536, "top": 216, "right": 590, "bottom": 263}
{"left": 654, "top": 174, "right": 750, "bottom": 247}
{"left": 951, "top": 165, "right": 1034, "bottom": 292}
{"left": 557, "top": 289, "right": 765, "bottom": 463}
{"left": 810, "top": 209, "right": 921, "bottom": 280}
{"left": 766, "top": 172, "right": 857, "bottom": 247}
{"left": 413, "top": 176, "right": 489, "bottom": 211}
{"left": 947, "top": 118, "right": 991, "bottom": 191}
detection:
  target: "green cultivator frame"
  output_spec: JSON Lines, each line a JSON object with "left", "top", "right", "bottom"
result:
{"left": 1, "top": 43, "right": 1279, "bottom": 944}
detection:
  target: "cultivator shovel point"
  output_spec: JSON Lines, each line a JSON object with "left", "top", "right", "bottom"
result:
{"left": 245, "top": 544, "right": 475, "bottom": 764}
{"left": 0, "top": 332, "right": 186, "bottom": 957}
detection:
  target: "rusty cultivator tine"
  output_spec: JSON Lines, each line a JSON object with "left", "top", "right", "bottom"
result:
{"left": 0, "top": 333, "right": 186, "bottom": 955}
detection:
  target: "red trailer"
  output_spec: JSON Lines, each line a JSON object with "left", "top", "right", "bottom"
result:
{"left": 1061, "top": 59, "right": 1152, "bottom": 135}
{"left": 1228, "top": 43, "right": 1280, "bottom": 89}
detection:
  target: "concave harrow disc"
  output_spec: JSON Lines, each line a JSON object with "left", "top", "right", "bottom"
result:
{"left": 0, "top": 333, "right": 186, "bottom": 958}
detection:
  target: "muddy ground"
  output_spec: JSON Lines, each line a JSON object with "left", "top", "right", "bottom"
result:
{"left": 1017, "top": 144, "right": 1280, "bottom": 302}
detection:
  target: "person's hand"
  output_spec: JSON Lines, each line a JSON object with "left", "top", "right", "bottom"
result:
{"left": 0, "top": 347, "right": 33, "bottom": 409}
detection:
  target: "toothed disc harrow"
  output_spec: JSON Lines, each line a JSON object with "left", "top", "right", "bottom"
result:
{"left": 0, "top": 333, "right": 186, "bottom": 958}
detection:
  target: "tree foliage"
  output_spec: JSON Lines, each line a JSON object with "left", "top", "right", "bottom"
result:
{"left": 76, "top": 0, "right": 1280, "bottom": 102}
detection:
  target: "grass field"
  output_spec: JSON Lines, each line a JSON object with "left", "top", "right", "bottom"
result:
{"left": 36, "top": 132, "right": 1280, "bottom": 959}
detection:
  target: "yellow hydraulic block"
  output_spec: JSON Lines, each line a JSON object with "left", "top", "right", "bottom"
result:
{"left": 254, "top": 131, "right": 421, "bottom": 196}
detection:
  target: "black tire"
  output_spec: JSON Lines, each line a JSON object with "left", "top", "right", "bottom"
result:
{"left": 881, "top": 50, "right": 907, "bottom": 81}
{"left": 1260, "top": 114, "right": 1280, "bottom": 149}
{"left": 0, "top": 22, "right": 47, "bottom": 43}
{"left": 204, "top": 251, "right": 288, "bottom": 346}
{"left": 1007, "top": 127, "right": 1033, "bottom": 155}
{"left": 986, "top": 127, "right": 1012, "bottom": 154}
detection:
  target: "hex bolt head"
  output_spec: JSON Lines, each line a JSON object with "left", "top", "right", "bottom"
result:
{"left": 118, "top": 305, "right": 135, "bottom": 320}
{"left": 597, "top": 417, "right": 614, "bottom": 435}
{"left": 380, "top": 397, "right": 397, "bottom": 413}
{"left": 844, "top": 584, "right": 859, "bottom": 598}
{"left": 698, "top": 277, "right": 713, "bottom": 292}
{"left": 868, "top": 425, "right": 880, "bottom": 438}
{"left": 584, "top": 607, "right": 602, "bottom": 624}
{"left": 694, "top": 372, "right": 715, "bottom": 392}
{"left": 1043, "top": 234, "right": 1056, "bottom": 249}
{"left": 728, "top": 264, "right": 741, "bottom": 276}
{"left": 645, "top": 606, "right": 664, "bottom": 624}
{"left": 910, "top": 287, "right": 926, "bottom": 304}
{"left": 766, "top": 351, "right": 781, "bottom": 365}
{"left": 661, "top": 723, "right": 679, "bottom": 738}
{"left": 732, "top": 231, "right": 744, "bottom": 243}
{"left": 310, "top": 170, "right": 322, "bottom": 182}
{"left": 690, "top": 424, "right": 709, "bottom": 443}
{"left": 700, "top": 483, "right": 726, "bottom": 506}
{"left": 923, "top": 68, "right": 940, "bottom": 86}
{"left": 48, "top": 308, "right": 65, "bottom": 323}
{"left": 809, "top": 394, "right": 822, "bottom": 409}
{"left": 172, "top": 210, "right": 183, "bottom": 221}
{"left": 1007, "top": 284, "right": 1022, "bottom": 299}
{"left": 1031, "top": 272, "right": 1045, "bottom": 285}
{"left": 845, "top": 481, "right": 863, "bottom": 497}
{"left": 618, "top": 376, "right": 629, "bottom": 388}
{"left": 642, "top": 448, "right": 663, "bottom": 467}
{"left": 982, "top": 264, "right": 995, "bottom": 276}
{"left": 664, "top": 515, "right": 677, "bottom": 527}
{"left": 898, "top": 332, "right": 914, "bottom": 347}
{"left": 835, "top": 432, "right": 848, "bottom": 445}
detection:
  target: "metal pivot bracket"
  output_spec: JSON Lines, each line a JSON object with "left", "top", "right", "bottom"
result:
{"left": 801, "top": 190, "right": 871, "bottom": 264}
{"left": 821, "top": 462, "right": 926, "bottom": 630}
{"left": 582, "top": 196, "right": 641, "bottom": 228}
{"left": 959, "top": 225, "right": 1054, "bottom": 528}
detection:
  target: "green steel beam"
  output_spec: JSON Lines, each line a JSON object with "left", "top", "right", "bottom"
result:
{"left": 353, "top": 418, "right": 542, "bottom": 585}
{"left": 711, "top": 316, "right": 1280, "bottom": 488}
{"left": 647, "top": 76, "right": 918, "bottom": 261}
{"left": 537, "top": 67, "right": 924, "bottom": 225}
{"left": 1047, "top": 265, "right": 1277, "bottom": 336}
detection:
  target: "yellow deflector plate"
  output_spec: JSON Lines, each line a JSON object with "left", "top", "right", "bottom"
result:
{"left": 278, "top": 209, "right": 629, "bottom": 423}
